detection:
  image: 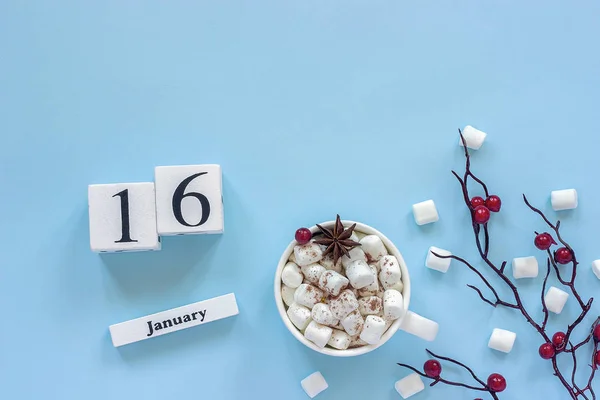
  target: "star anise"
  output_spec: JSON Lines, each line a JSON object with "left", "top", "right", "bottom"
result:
{"left": 314, "top": 215, "right": 361, "bottom": 265}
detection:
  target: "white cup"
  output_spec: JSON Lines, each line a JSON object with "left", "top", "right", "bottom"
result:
{"left": 274, "top": 219, "right": 437, "bottom": 357}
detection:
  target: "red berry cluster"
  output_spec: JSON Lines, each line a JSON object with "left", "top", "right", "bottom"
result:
{"left": 533, "top": 231, "right": 573, "bottom": 265}
{"left": 423, "top": 359, "right": 506, "bottom": 393}
{"left": 470, "top": 195, "right": 501, "bottom": 224}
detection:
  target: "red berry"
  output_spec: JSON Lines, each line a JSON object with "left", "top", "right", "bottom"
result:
{"left": 554, "top": 247, "right": 573, "bottom": 265}
{"left": 470, "top": 196, "right": 485, "bottom": 209}
{"left": 539, "top": 342, "right": 556, "bottom": 359}
{"left": 593, "top": 325, "right": 600, "bottom": 341}
{"left": 552, "top": 332, "right": 566, "bottom": 351}
{"left": 423, "top": 359, "right": 442, "bottom": 378}
{"left": 295, "top": 228, "right": 312, "bottom": 244}
{"left": 595, "top": 351, "right": 600, "bottom": 366}
{"left": 473, "top": 206, "right": 491, "bottom": 224}
{"left": 534, "top": 233, "right": 556, "bottom": 251}
{"left": 485, "top": 195, "right": 502, "bottom": 212}
{"left": 487, "top": 373, "right": 506, "bottom": 392}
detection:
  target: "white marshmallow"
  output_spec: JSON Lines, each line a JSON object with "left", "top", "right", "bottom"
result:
{"left": 358, "top": 296, "right": 383, "bottom": 316}
{"left": 551, "top": 189, "right": 578, "bottom": 211}
{"left": 329, "top": 289, "right": 359, "bottom": 320}
{"left": 318, "top": 270, "right": 349, "bottom": 297}
{"left": 350, "top": 232, "right": 359, "bottom": 243}
{"left": 327, "top": 330, "right": 351, "bottom": 350}
{"left": 281, "top": 262, "right": 303, "bottom": 288}
{"left": 412, "top": 199, "right": 439, "bottom": 226}
{"left": 341, "top": 247, "right": 368, "bottom": 268}
{"left": 320, "top": 253, "right": 342, "bottom": 273}
{"left": 346, "top": 260, "right": 375, "bottom": 289}
{"left": 294, "top": 243, "right": 324, "bottom": 267}
{"left": 379, "top": 255, "right": 402, "bottom": 289}
{"left": 349, "top": 334, "right": 368, "bottom": 348}
{"left": 359, "top": 235, "right": 388, "bottom": 263}
{"left": 488, "top": 328, "right": 516, "bottom": 353}
{"left": 512, "top": 256, "right": 539, "bottom": 279}
{"left": 383, "top": 289, "right": 405, "bottom": 320}
{"left": 341, "top": 309, "right": 364, "bottom": 336}
{"left": 459, "top": 125, "right": 487, "bottom": 150}
{"left": 301, "top": 263, "right": 326, "bottom": 284}
{"left": 288, "top": 251, "right": 297, "bottom": 264}
{"left": 399, "top": 311, "right": 439, "bottom": 341}
{"left": 592, "top": 260, "right": 600, "bottom": 280}
{"left": 386, "top": 280, "right": 404, "bottom": 293}
{"left": 311, "top": 303, "right": 339, "bottom": 327}
{"left": 287, "top": 303, "right": 312, "bottom": 331}
{"left": 545, "top": 286, "right": 569, "bottom": 314}
{"left": 395, "top": 373, "right": 425, "bottom": 399}
{"left": 425, "top": 246, "right": 452, "bottom": 273}
{"left": 360, "top": 315, "right": 387, "bottom": 345}
{"left": 294, "top": 284, "right": 324, "bottom": 309}
{"left": 304, "top": 321, "right": 333, "bottom": 348}
{"left": 301, "top": 372, "right": 328, "bottom": 399}
{"left": 358, "top": 265, "right": 380, "bottom": 296}
{"left": 281, "top": 285, "right": 296, "bottom": 306}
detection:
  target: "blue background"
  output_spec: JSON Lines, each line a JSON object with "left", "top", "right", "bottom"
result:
{"left": 1, "top": 1, "right": 600, "bottom": 399}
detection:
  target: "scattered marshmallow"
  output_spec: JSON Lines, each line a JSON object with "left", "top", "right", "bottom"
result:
{"left": 341, "top": 309, "right": 364, "bottom": 336}
{"left": 359, "top": 235, "right": 388, "bottom": 263}
{"left": 311, "top": 303, "right": 339, "bottom": 327}
{"left": 294, "top": 243, "right": 324, "bottom": 267}
{"left": 459, "top": 125, "right": 487, "bottom": 150}
{"left": 329, "top": 289, "right": 359, "bottom": 320}
{"left": 592, "top": 260, "right": 600, "bottom": 280}
{"left": 545, "top": 286, "right": 569, "bottom": 314}
{"left": 412, "top": 199, "right": 439, "bottom": 226}
{"left": 425, "top": 246, "right": 452, "bottom": 273}
{"left": 512, "top": 256, "right": 539, "bottom": 279}
{"left": 379, "top": 255, "right": 402, "bottom": 290}
{"left": 341, "top": 247, "right": 368, "bottom": 268}
{"left": 294, "top": 284, "right": 324, "bottom": 309}
{"left": 301, "top": 263, "right": 326, "bottom": 284}
{"left": 301, "top": 371, "right": 328, "bottom": 399}
{"left": 488, "top": 328, "right": 517, "bottom": 353}
{"left": 320, "top": 253, "right": 342, "bottom": 273}
{"left": 360, "top": 315, "right": 387, "bottom": 345}
{"left": 304, "top": 320, "right": 333, "bottom": 348}
{"left": 358, "top": 266, "right": 380, "bottom": 296}
{"left": 327, "top": 330, "right": 351, "bottom": 350}
{"left": 282, "top": 262, "right": 304, "bottom": 288}
{"left": 281, "top": 285, "right": 296, "bottom": 306}
{"left": 383, "top": 289, "right": 405, "bottom": 320}
{"left": 358, "top": 296, "right": 383, "bottom": 316}
{"left": 346, "top": 260, "right": 375, "bottom": 289}
{"left": 395, "top": 373, "right": 425, "bottom": 399}
{"left": 399, "top": 311, "right": 439, "bottom": 341}
{"left": 551, "top": 189, "right": 578, "bottom": 211}
{"left": 318, "top": 270, "right": 349, "bottom": 297}
{"left": 287, "top": 303, "right": 312, "bottom": 331}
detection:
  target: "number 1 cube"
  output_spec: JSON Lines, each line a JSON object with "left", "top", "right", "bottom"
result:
{"left": 154, "top": 164, "right": 224, "bottom": 235}
{"left": 88, "top": 182, "right": 161, "bottom": 252}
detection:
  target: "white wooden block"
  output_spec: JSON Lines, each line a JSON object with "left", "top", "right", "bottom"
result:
{"left": 592, "top": 260, "right": 600, "bottom": 280}
{"left": 155, "top": 164, "right": 224, "bottom": 235}
{"left": 551, "top": 189, "right": 578, "bottom": 211}
{"left": 395, "top": 373, "right": 425, "bottom": 399}
{"left": 488, "top": 328, "right": 516, "bottom": 353}
{"left": 109, "top": 293, "right": 238, "bottom": 347}
{"left": 88, "top": 182, "right": 160, "bottom": 253}
{"left": 301, "top": 372, "right": 328, "bottom": 398}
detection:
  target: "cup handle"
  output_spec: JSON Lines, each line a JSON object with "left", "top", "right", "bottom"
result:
{"left": 398, "top": 310, "right": 439, "bottom": 342}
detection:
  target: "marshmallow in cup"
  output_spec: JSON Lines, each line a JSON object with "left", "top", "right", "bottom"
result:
{"left": 274, "top": 219, "right": 439, "bottom": 357}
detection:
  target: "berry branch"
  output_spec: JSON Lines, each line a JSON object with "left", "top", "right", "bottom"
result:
{"left": 397, "top": 130, "right": 600, "bottom": 398}
{"left": 397, "top": 349, "right": 503, "bottom": 399}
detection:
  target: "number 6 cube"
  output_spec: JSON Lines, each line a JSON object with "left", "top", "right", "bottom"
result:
{"left": 154, "top": 164, "right": 224, "bottom": 235}
{"left": 88, "top": 182, "right": 161, "bottom": 252}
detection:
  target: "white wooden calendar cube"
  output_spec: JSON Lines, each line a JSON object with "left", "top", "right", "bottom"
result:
{"left": 88, "top": 182, "right": 161, "bottom": 252}
{"left": 154, "top": 164, "right": 224, "bottom": 235}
